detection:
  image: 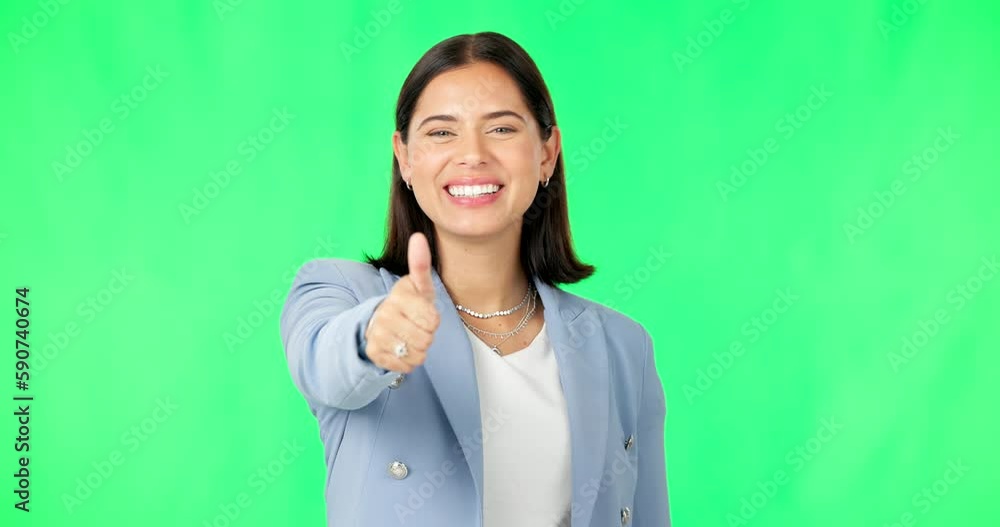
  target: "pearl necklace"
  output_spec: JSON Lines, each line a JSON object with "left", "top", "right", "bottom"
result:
{"left": 461, "top": 290, "right": 538, "bottom": 355}
{"left": 455, "top": 284, "right": 533, "bottom": 319}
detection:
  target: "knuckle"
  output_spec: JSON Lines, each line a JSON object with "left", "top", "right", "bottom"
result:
{"left": 382, "top": 292, "right": 398, "bottom": 307}
{"left": 388, "top": 284, "right": 405, "bottom": 299}
{"left": 386, "top": 291, "right": 406, "bottom": 308}
{"left": 397, "top": 277, "right": 415, "bottom": 293}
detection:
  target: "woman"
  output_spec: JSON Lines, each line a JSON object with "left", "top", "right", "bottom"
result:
{"left": 280, "top": 31, "right": 670, "bottom": 526}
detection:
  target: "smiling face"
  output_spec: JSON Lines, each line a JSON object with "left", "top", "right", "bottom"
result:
{"left": 393, "top": 61, "right": 561, "bottom": 240}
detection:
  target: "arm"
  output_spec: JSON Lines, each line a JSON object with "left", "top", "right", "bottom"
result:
{"left": 279, "top": 259, "right": 397, "bottom": 410}
{"left": 632, "top": 329, "right": 671, "bottom": 526}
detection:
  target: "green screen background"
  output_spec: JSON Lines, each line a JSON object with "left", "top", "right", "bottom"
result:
{"left": 2, "top": 0, "right": 997, "bottom": 525}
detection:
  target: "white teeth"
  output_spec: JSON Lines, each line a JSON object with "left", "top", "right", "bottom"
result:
{"left": 447, "top": 184, "right": 501, "bottom": 197}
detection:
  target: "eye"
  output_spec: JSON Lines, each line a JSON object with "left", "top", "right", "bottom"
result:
{"left": 490, "top": 127, "right": 516, "bottom": 135}
{"left": 428, "top": 130, "right": 455, "bottom": 137}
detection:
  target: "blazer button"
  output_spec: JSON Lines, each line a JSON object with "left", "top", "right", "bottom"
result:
{"left": 389, "top": 374, "right": 405, "bottom": 389}
{"left": 621, "top": 506, "right": 632, "bottom": 525}
{"left": 624, "top": 434, "right": 635, "bottom": 451}
{"left": 388, "top": 461, "right": 409, "bottom": 480}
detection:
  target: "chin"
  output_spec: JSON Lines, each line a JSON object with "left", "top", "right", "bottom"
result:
{"left": 437, "top": 217, "right": 516, "bottom": 240}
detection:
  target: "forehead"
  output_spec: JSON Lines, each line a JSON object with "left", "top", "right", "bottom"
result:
{"left": 413, "top": 62, "right": 528, "bottom": 117}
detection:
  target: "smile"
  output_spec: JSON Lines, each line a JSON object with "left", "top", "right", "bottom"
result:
{"left": 446, "top": 184, "right": 503, "bottom": 197}
{"left": 443, "top": 184, "right": 505, "bottom": 207}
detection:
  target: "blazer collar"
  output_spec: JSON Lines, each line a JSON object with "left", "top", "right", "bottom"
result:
{"left": 419, "top": 268, "right": 609, "bottom": 527}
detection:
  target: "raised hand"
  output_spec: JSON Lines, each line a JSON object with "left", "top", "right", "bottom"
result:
{"left": 363, "top": 232, "right": 441, "bottom": 373}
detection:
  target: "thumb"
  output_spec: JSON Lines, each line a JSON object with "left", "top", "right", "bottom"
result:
{"left": 407, "top": 232, "right": 434, "bottom": 297}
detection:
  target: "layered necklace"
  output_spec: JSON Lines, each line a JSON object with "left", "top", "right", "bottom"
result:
{"left": 457, "top": 284, "right": 538, "bottom": 356}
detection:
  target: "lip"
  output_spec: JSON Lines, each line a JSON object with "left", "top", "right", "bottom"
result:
{"left": 442, "top": 178, "right": 505, "bottom": 207}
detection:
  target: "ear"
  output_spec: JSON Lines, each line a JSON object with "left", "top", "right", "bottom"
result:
{"left": 540, "top": 125, "right": 562, "bottom": 182}
{"left": 392, "top": 130, "right": 410, "bottom": 177}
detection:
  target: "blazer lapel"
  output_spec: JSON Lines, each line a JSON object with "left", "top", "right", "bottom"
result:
{"left": 422, "top": 268, "right": 486, "bottom": 508}
{"left": 534, "top": 277, "right": 610, "bottom": 527}
{"left": 419, "top": 270, "right": 610, "bottom": 527}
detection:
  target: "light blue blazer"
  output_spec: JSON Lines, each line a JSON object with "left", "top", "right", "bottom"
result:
{"left": 280, "top": 258, "right": 671, "bottom": 526}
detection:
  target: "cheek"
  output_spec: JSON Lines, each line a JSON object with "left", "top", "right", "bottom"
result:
{"left": 510, "top": 180, "right": 541, "bottom": 212}
{"left": 409, "top": 145, "right": 449, "bottom": 173}
{"left": 498, "top": 143, "right": 542, "bottom": 173}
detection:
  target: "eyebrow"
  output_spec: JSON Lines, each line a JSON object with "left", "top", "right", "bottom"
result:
{"left": 416, "top": 110, "right": 526, "bottom": 130}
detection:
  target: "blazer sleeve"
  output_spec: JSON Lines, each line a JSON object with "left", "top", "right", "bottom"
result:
{"left": 632, "top": 329, "right": 671, "bottom": 526}
{"left": 279, "top": 259, "right": 398, "bottom": 410}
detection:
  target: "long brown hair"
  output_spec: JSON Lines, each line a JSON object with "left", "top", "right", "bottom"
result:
{"left": 363, "top": 32, "right": 594, "bottom": 286}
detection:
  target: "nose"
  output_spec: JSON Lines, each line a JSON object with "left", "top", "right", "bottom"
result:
{"left": 455, "top": 132, "right": 487, "bottom": 168}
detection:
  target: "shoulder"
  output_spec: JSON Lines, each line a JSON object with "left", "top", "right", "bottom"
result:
{"left": 291, "top": 258, "right": 394, "bottom": 297}
{"left": 553, "top": 288, "right": 658, "bottom": 402}
{"left": 553, "top": 288, "right": 652, "bottom": 351}
{"left": 558, "top": 289, "right": 653, "bottom": 383}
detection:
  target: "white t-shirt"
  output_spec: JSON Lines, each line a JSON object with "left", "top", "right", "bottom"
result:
{"left": 464, "top": 322, "right": 573, "bottom": 527}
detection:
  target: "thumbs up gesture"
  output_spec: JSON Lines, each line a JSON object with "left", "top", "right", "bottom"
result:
{"left": 364, "top": 232, "right": 441, "bottom": 373}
